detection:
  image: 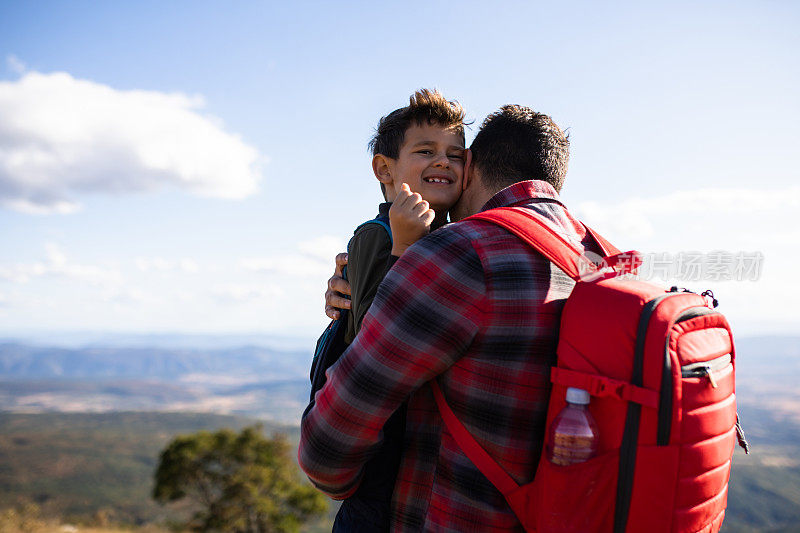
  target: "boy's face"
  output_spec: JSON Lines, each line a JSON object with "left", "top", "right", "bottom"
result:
{"left": 384, "top": 123, "right": 465, "bottom": 213}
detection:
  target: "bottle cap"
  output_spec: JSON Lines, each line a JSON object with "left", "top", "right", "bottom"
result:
{"left": 566, "top": 387, "right": 590, "bottom": 405}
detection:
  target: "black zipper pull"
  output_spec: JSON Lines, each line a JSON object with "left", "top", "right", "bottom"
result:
{"left": 669, "top": 286, "right": 695, "bottom": 294}
{"left": 700, "top": 290, "right": 719, "bottom": 308}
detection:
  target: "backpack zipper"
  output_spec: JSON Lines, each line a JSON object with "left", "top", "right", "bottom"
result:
{"left": 681, "top": 353, "right": 731, "bottom": 389}
{"left": 614, "top": 292, "right": 679, "bottom": 533}
{"left": 657, "top": 306, "right": 719, "bottom": 445}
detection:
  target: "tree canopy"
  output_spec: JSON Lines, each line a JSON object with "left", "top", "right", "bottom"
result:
{"left": 153, "top": 425, "right": 327, "bottom": 532}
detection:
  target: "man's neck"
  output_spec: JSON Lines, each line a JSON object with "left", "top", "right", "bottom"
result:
{"left": 467, "top": 186, "right": 499, "bottom": 218}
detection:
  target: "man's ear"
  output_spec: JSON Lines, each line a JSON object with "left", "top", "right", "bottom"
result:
{"left": 372, "top": 154, "right": 394, "bottom": 186}
{"left": 462, "top": 149, "right": 473, "bottom": 193}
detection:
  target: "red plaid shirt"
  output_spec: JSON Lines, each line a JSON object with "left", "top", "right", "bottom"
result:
{"left": 300, "top": 181, "right": 599, "bottom": 532}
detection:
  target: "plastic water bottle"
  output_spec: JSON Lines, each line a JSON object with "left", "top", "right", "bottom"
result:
{"left": 547, "top": 387, "right": 599, "bottom": 466}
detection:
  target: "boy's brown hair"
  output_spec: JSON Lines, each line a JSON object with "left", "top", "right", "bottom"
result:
{"left": 369, "top": 88, "right": 466, "bottom": 158}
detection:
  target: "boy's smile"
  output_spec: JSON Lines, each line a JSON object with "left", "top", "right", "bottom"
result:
{"left": 386, "top": 123, "right": 465, "bottom": 214}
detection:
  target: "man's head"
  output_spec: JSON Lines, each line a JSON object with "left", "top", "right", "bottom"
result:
{"left": 369, "top": 89, "right": 466, "bottom": 215}
{"left": 451, "top": 105, "right": 569, "bottom": 221}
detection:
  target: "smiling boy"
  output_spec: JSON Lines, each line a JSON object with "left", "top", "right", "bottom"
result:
{"left": 372, "top": 119, "right": 466, "bottom": 247}
{"left": 308, "top": 89, "right": 465, "bottom": 532}
{"left": 343, "top": 90, "right": 466, "bottom": 348}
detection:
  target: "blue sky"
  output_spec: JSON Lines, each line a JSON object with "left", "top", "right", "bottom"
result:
{"left": 0, "top": 1, "right": 798, "bottom": 338}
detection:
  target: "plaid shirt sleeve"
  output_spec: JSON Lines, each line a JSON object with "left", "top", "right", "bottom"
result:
{"left": 298, "top": 225, "right": 486, "bottom": 498}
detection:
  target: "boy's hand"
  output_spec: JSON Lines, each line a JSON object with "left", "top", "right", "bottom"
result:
{"left": 390, "top": 183, "right": 435, "bottom": 257}
{"left": 325, "top": 253, "right": 351, "bottom": 320}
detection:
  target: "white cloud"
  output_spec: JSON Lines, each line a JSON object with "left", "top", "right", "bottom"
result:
{"left": 633, "top": 187, "right": 799, "bottom": 214}
{"left": 296, "top": 235, "right": 348, "bottom": 263}
{"left": 44, "top": 242, "right": 67, "bottom": 267}
{"left": 179, "top": 258, "right": 200, "bottom": 273}
{"left": 212, "top": 283, "right": 284, "bottom": 303}
{"left": 6, "top": 54, "right": 26, "bottom": 74}
{"left": 573, "top": 186, "right": 800, "bottom": 244}
{"left": 0, "top": 70, "right": 264, "bottom": 214}
{"left": 101, "top": 287, "right": 153, "bottom": 305}
{"left": 135, "top": 256, "right": 200, "bottom": 273}
{"left": 135, "top": 257, "right": 170, "bottom": 272}
{"left": 0, "top": 243, "right": 122, "bottom": 285}
{"left": 241, "top": 255, "right": 329, "bottom": 277}
{"left": 571, "top": 185, "right": 800, "bottom": 331}
{"left": 241, "top": 235, "right": 346, "bottom": 278}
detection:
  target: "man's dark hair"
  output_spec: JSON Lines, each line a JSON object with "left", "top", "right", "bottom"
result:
{"left": 470, "top": 105, "right": 569, "bottom": 192}
{"left": 369, "top": 89, "right": 466, "bottom": 159}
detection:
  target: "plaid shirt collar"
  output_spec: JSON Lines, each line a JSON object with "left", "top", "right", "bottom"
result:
{"left": 480, "top": 179, "right": 563, "bottom": 212}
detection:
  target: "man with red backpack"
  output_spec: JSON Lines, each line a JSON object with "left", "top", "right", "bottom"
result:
{"left": 300, "top": 105, "right": 600, "bottom": 531}
{"left": 306, "top": 100, "right": 745, "bottom": 532}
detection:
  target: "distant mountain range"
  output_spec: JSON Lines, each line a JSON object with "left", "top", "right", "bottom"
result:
{"left": 0, "top": 330, "right": 316, "bottom": 351}
{"left": 0, "top": 342, "right": 311, "bottom": 381}
{"left": 0, "top": 335, "right": 317, "bottom": 424}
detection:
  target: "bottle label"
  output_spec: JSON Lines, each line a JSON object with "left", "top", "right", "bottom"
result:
{"left": 550, "top": 432, "right": 595, "bottom": 465}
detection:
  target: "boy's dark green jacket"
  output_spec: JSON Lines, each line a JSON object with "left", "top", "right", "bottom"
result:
{"left": 344, "top": 202, "right": 394, "bottom": 345}
{"left": 333, "top": 201, "right": 404, "bottom": 533}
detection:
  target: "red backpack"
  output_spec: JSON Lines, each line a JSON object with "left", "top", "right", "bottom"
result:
{"left": 431, "top": 206, "right": 749, "bottom": 533}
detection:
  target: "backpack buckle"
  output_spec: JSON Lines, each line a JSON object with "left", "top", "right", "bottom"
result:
{"left": 551, "top": 367, "right": 659, "bottom": 408}
{"left": 589, "top": 376, "right": 628, "bottom": 400}
{"left": 578, "top": 251, "right": 643, "bottom": 282}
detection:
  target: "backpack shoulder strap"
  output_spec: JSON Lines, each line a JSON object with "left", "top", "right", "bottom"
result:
{"left": 583, "top": 223, "right": 621, "bottom": 256}
{"left": 344, "top": 215, "right": 393, "bottom": 281}
{"left": 466, "top": 207, "right": 591, "bottom": 281}
{"left": 352, "top": 215, "right": 392, "bottom": 244}
{"left": 430, "top": 380, "right": 520, "bottom": 496}
{"left": 433, "top": 207, "right": 640, "bottom": 509}
{"left": 467, "top": 207, "right": 640, "bottom": 281}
